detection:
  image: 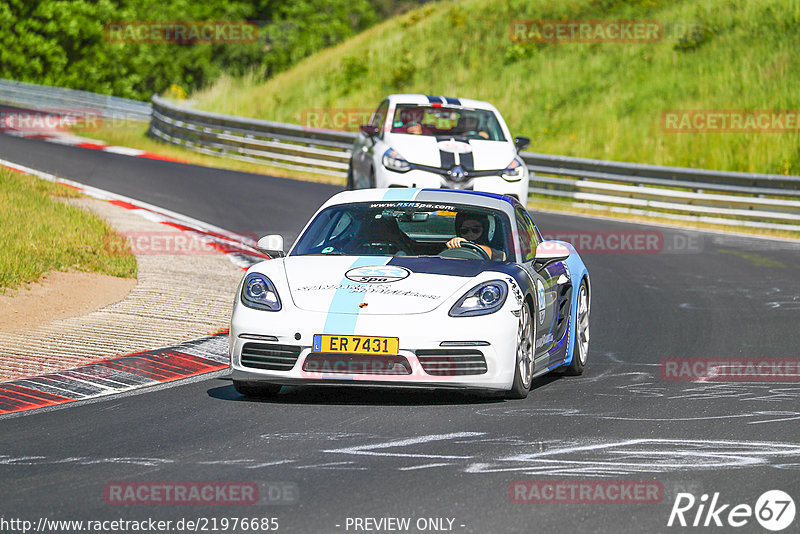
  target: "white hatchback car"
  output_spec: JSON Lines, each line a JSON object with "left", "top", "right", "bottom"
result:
{"left": 348, "top": 94, "right": 531, "bottom": 201}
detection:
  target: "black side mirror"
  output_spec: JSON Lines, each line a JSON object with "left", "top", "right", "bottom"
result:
{"left": 359, "top": 124, "right": 380, "bottom": 137}
{"left": 514, "top": 136, "right": 530, "bottom": 152}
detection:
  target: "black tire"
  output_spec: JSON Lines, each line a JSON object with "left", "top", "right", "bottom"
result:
{"left": 233, "top": 380, "right": 282, "bottom": 398}
{"left": 506, "top": 301, "right": 534, "bottom": 399}
{"left": 561, "top": 280, "right": 589, "bottom": 376}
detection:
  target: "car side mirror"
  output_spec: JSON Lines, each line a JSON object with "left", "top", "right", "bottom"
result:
{"left": 359, "top": 124, "right": 380, "bottom": 137}
{"left": 257, "top": 234, "right": 285, "bottom": 258}
{"left": 533, "top": 241, "right": 570, "bottom": 271}
{"left": 514, "top": 136, "right": 530, "bottom": 152}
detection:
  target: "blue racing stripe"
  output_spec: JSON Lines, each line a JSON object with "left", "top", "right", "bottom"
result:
{"left": 321, "top": 187, "right": 420, "bottom": 335}
{"left": 322, "top": 256, "right": 390, "bottom": 335}
{"left": 381, "top": 188, "right": 421, "bottom": 202}
{"left": 444, "top": 96, "right": 461, "bottom": 106}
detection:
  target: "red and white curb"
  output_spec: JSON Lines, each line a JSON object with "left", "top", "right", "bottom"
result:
{"left": 0, "top": 158, "right": 272, "bottom": 415}
{"left": 0, "top": 331, "right": 230, "bottom": 416}
{"left": 2, "top": 128, "right": 185, "bottom": 163}
{"left": 0, "top": 157, "right": 268, "bottom": 270}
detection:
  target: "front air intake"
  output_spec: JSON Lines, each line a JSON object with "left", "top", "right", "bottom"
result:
{"left": 241, "top": 343, "right": 301, "bottom": 371}
{"left": 415, "top": 349, "right": 488, "bottom": 375}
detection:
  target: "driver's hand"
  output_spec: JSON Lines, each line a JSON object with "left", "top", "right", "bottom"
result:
{"left": 446, "top": 237, "right": 466, "bottom": 249}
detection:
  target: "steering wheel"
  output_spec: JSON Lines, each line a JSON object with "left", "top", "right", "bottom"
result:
{"left": 459, "top": 241, "right": 490, "bottom": 259}
{"left": 439, "top": 241, "right": 490, "bottom": 260}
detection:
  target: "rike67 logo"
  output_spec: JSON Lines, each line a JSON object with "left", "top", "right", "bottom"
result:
{"left": 668, "top": 490, "right": 795, "bottom": 531}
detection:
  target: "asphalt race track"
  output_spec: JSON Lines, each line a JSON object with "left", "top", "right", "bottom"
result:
{"left": 1, "top": 133, "right": 799, "bottom": 533}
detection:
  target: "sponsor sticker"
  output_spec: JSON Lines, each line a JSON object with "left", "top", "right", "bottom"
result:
{"left": 345, "top": 266, "right": 410, "bottom": 284}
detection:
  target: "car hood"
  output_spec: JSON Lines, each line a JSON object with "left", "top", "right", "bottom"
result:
{"left": 282, "top": 256, "right": 496, "bottom": 315}
{"left": 386, "top": 134, "right": 516, "bottom": 170}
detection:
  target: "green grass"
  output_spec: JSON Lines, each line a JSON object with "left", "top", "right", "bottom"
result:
{"left": 0, "top": 169, "right": 137, "bottom": 292}
{"left": 189, "top": 0, "right": 800, "bottom": 175}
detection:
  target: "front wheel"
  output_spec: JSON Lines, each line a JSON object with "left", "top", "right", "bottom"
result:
{"left": 561, "top": 280, "right": 589, "bottom": 376}
{"left": 506, "top": 302, "right": 534, "bottom": 399}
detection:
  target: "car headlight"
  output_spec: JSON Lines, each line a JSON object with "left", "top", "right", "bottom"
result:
{"left": 241, "top": 273, "right": 281, "bottom": 311}
{"left": 501, "top": 156, "right": 525, "bottom": 181}
{"left": 382, "top": 148, "right": 412, "bottom": 173}
{"left": 449, "top": 280, "right": 508, "bottom": 317}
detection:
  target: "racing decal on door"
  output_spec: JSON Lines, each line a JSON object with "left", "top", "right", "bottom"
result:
{"left": 536, "top": 279, "right": 546, "bottom": 324}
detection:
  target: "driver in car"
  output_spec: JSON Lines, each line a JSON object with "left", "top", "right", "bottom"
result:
{"left": 395, "top": 108, "right": 426, "bottom": 134}
{"left": 446, "top": 212, "right": 506, "bottom": 260}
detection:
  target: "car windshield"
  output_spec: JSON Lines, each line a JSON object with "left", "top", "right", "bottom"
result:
{"left": 291, "top": 201, "right": 513, "bottom": 261}
{"left": 389, "top": 105, "right": 506, "bottom": 141}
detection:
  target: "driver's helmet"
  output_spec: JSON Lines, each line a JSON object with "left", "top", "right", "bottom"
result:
{"left": 455, "top": 211, "right": 490, "bottom": 246}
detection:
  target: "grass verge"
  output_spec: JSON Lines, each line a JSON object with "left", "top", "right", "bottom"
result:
{"left": 0, "top": 168, "right": 137, "bottom": 293}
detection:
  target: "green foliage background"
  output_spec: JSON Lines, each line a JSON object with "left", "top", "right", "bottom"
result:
{"left": 0, "top": 0, "right": 413, "bottom": 100}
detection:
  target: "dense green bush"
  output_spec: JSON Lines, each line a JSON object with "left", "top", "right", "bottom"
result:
{"left": 0, "top": 0, "right": 410, "bottom": 100}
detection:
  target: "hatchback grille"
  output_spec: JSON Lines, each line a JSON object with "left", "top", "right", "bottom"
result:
{"left": 241, "top": 343, "right": 301, "bottom": 371}
{"left": 416, "top": 349, "right": 488, "bottom": 375}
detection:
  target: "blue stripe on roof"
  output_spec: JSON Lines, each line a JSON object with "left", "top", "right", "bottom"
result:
{"left": 381, "top": 188, "right": 421, "bottom": 201}
{"left": 417, "top": 188, "right": 518, "bottom": 206}
{"left": 444, "top": 96, "right": 461, "bottom": 105}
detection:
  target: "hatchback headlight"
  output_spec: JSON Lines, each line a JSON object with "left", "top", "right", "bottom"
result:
{"left": 241, "top": 273, "right": 281, "bottom": 311}
{"left": 501, "top": 156, "right": 525, "bottom": 181}
{"left": 449, "top": 280, "right": 508, "bottom": 317}
{"left": 382, "top": 148, "right": 412, "bottom": 173}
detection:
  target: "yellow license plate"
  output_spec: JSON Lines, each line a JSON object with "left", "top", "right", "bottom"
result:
{"left": 313, "top": 335, "right": 399, "bottom": 355}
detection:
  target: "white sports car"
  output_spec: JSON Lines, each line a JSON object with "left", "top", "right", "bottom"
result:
{"left": 347, "top": 94, "right": 531, "bottom": 201}
{"left": 229, "top": 188, "right": 590, "bottom": 399}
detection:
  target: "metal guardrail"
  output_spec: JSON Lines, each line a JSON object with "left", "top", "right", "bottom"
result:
{"left": 2, "top": 80, "right": 797, "bottom": 232}
{"left": 151, "top": 96, "right": 800, "bottom": 231}
{"left": 0, "top": 78, "right": 151, "bottom": 121}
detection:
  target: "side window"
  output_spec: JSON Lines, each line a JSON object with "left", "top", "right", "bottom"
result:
{"left": 515, "top": 207, "right": 538, "bottom": 262}
{"left": 370, "top": 100, "right": 389, "bottom": 133}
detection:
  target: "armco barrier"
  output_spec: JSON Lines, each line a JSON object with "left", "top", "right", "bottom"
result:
{"left": 3, "top": 79, "right": 798, "bottom": 232}
{"left": 0, "top": 78, "right": 151, "bottom": 122}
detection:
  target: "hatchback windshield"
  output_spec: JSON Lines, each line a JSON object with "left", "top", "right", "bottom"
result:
{"left": 291, "top": 201, "right": 513, "bottom": 261}
{"left": 389, "top": 105, "right": 506, "bottom": 141}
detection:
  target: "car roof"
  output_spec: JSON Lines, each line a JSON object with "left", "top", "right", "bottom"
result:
{"left": 386, "top": 94, "right": 498, "bottom": 113}
{"left": 319, "top": 188, "right": 521, "bottom": 214}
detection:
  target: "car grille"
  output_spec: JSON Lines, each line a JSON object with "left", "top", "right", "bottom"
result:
{"left": 415, "top": 349, "right": 488, "bottom": 376}
{"left": 302, "top": 354, "right": 412, "bottom": 375}
{"left": 241, "top": 343, "right": 302, "bottom": 371}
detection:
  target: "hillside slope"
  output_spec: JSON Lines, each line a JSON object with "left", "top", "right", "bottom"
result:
{"left": 191, "top": 0, "right": 800, "bottom": 175}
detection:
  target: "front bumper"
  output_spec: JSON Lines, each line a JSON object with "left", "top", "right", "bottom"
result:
{"left": 230, "top": 306, "right": 518, "bottom": 391}
{"left": 375, "top": 167, "right": 529, "bottom": 201}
